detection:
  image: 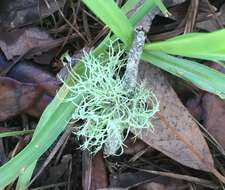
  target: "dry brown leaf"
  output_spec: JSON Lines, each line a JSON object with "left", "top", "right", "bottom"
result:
{"left": 186, "top": 63, "right": 225, "bottom": 149}
{"left": 0, "top": 53, "right": 58, "bottom": 119}
{"left": 201, "top": 94, "right": 225, "bottom": 148}
{"left": 4, "top": 61, "right": 59, "bottom": 96}
{"left": 0, "top": 77, "right": 42, "bottom": 120}
{"left": 0, "top": 27, "right": 55, "bottom": 60}
{"left": 132, "top": 62, "right": 225, "bottom": 183}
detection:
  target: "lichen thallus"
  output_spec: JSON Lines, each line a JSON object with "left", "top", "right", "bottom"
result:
{"left": 60, "top": 28, "right": 159, "bottom": 156}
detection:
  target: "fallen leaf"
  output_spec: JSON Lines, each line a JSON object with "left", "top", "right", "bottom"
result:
{"left": 199, "top": 63, "right": 225, "bottom": 149}
{"left": 186, "top": 95, "right": 203, "bottom": 121}
{"left": 5, "top": 61, "right": 58, "bottom": 96}
{"left": 0, "top": 77, "right": 42, "bottom": 121}
{"left": 201, "top": 94, "right": 225, "bottom": 148}
{"left": 132, "top": 62, "right": 225, "bottom": 183}
{"left": 0, "top": 0, "right": 66, "bottom": 30}
{"left": 186, "top": 62, "right": 225, "bottom": 149}
{"left": 0, "top": 52, "right": 57, "bottom": 119}
{"left": 26, "top": 94, "right": 52, "bottom": 118}
{"left": 197, "top": 3, "right": 225, "bottom": 31}
{"left": 0, "top": 27, "right": 55, "bottom": 60}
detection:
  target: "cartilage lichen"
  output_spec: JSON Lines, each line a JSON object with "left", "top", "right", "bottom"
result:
{"left": 61, "top": 45, "right": 159, "bottom": 156}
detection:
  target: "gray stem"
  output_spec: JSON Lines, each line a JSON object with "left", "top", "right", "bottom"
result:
{"left": 123, "top": 27, "right": 145, "bottom": 93}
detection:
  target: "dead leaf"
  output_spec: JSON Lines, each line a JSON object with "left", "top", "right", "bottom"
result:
{"left": 197, "top": 3, "right": 225, "bottom": 31}
{"left": 132, "top": 62, "right": 225, "bottom": 183}
{"left": 0, "top": 52, "right": 57, "bottom": 119}
{"left": 0, "top": 27, "right": 55, "bottom": 60}
{"left": 0, "top": 0, "right": 66, "bottom": 30}
{"left": 186, "top": 95, "right": 203, "bottom": 121}
{"left": 5, "top": 61, "right": 59, "bottom": 96}
{"left": 200, "top": 63, "right": 225, "bottom": 149}
{"left": 0, "top": 77, "right": 42, "bottom": 121}
{"left": 201, "top": 94, "right": 225, "bottom": 148}
{"left": 186, "top": 63, "right": 225, "bottom": 149}
{"left": 26, "top": 94, "right": 52, "bottom": 118}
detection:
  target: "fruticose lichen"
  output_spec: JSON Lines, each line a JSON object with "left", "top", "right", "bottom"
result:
{"left": 61, "top": 45, "right": 159, "bottom": 156}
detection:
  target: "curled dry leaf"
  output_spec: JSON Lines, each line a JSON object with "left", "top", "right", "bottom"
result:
{"left": 0, "top": 77, "right": 42, "bottom": 121}
{"left": 132, "top": 62, "right": 225, "bottom": 183}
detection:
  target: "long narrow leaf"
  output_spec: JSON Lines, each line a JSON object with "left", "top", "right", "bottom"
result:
{"left": 16, "top": 163, "right": 36, "bottom": 190}
{"left": 144, "top": 29, "right": 225, "bottom": 61}
{"left": 142, "top": 51, "right": 225, "bottom": 99}
{"left": 0, "top": 130, "right": 33, "bottom": 138}
{"left": 83, "top": 0, "right": 133, "bottom": 46}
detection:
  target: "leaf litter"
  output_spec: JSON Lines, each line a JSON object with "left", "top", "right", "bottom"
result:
{"left": 0, "top": 0, "right": 225, "bottom": 189}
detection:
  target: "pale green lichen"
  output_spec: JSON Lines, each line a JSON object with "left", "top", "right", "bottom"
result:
{"left": 61, "top": 46, "right": 159, "bottom": 156}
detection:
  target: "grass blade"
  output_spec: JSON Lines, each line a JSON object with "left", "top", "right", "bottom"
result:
{"left": 16, "top": 163, "right": 36, "bottom": 190}
{"left": 0, "top": 130, "right": 33, "bottom": 138}
{"left": 144, "top": 29, "right": 225, "bottom": 61}
{"left": 83, "top": 0, "right": 133, "bottom": 46}
{"left": 142, "top": 51, "right": 225, "bottom": 98}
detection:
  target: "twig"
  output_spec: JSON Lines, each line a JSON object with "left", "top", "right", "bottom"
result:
{"left": 127, "top": 165, "right": 220, "bottom": 189}
{"left": 123, "top": 27, "right": 145, "bottom": 93}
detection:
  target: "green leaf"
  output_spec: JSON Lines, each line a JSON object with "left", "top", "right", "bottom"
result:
{"left": 83, "top": 0, "right": 133, "bottom": 46}
{"left": 16, "top": 163, "right": 36, "bottom": 190}
{"left": 0, "top": 130, "right": 33, "bottom": 138}
{"left": 142, "top": 51, "right": 225, "bottom": 99}
{"left": 145, "top": 29, "right": 225, "bottom": 61}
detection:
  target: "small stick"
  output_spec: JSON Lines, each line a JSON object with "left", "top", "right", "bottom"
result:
{"left": 123, "top": 27, "right": 146, "bottom": 94}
